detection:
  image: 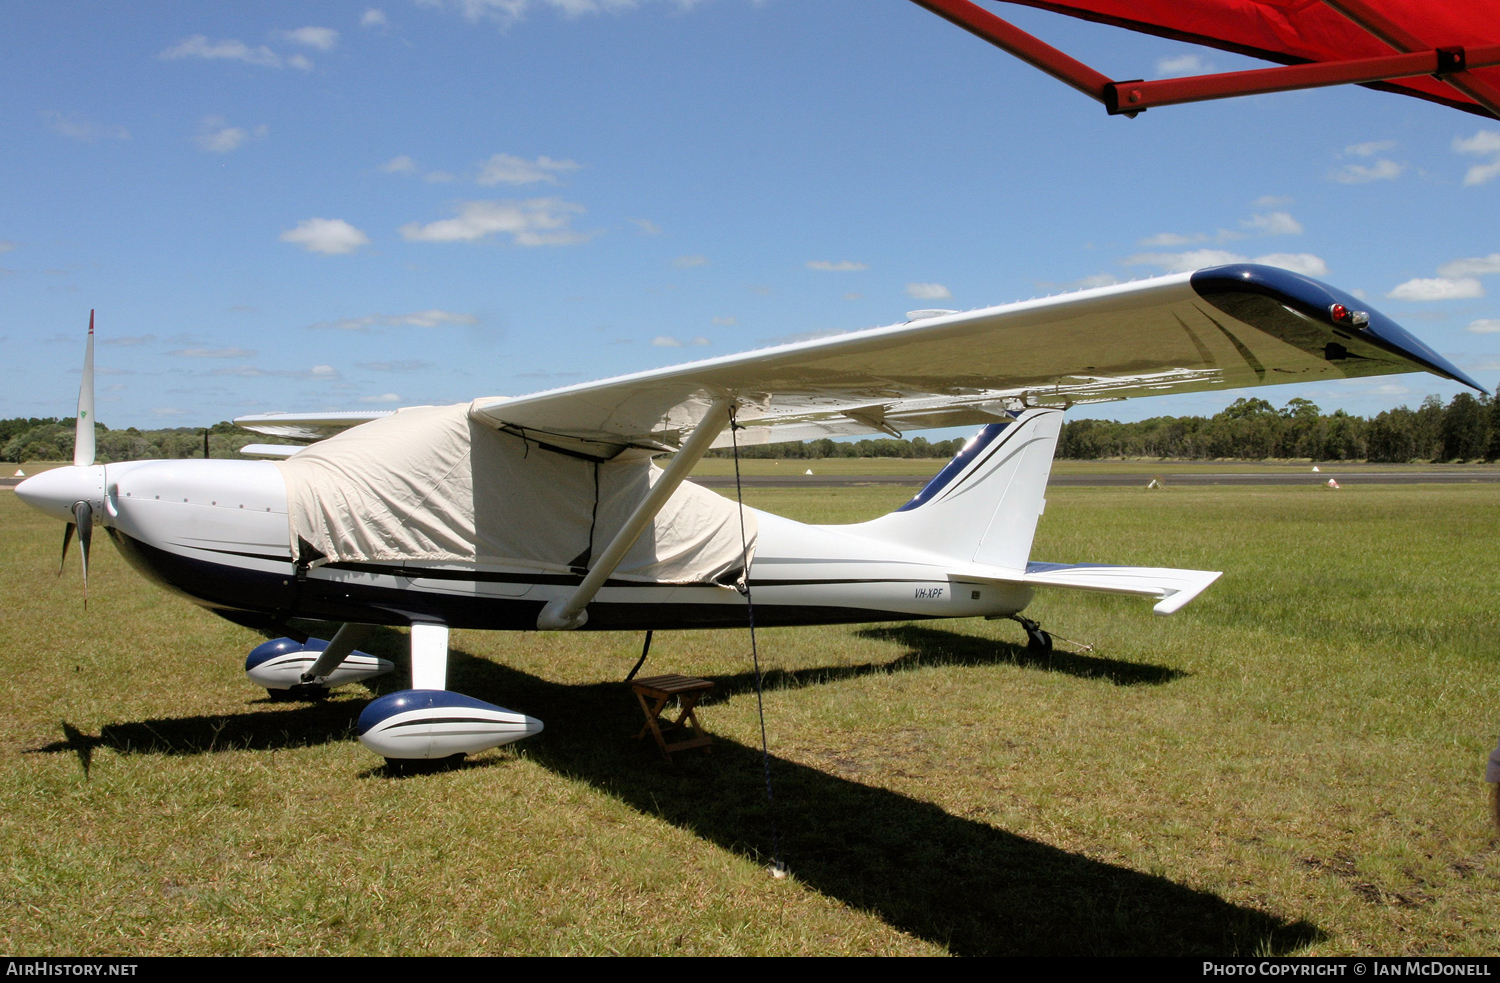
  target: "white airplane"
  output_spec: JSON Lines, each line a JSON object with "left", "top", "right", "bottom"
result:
{"left": 16, "top": 264, "right": 1483, "bottom": 763}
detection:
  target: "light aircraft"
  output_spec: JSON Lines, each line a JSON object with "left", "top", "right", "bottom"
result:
{"left": 16, "top": 264, "right": 1483, "bottom": 763}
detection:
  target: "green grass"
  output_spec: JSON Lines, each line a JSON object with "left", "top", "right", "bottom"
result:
{"left": 688, "top": 458, "right": 1500, "bottom": 478}
{"left": 1, "top": 483, "right": 1497, "bottom": 955}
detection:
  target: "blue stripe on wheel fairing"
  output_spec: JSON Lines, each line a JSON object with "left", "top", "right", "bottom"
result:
{"left": 894, "top": 421, "right": 1011, "bottom": 513}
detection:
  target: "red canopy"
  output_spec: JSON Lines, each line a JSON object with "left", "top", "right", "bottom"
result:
{"left": 914, "top": 0, "right": 1500, "bottom": 119}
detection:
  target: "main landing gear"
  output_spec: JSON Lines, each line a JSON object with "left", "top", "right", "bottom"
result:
{"left": 244, "top": 622, "right": 545, "bottom": 763}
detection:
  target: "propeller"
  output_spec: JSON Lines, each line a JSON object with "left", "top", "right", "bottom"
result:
{"left": 73, "top": 501, "right": 91, "bottom": 608}
{"left": 75, "top": 310, "right": 95, "bottom": 468}
{"left": 55, "top": 310, "right": 96, "bottom": 606}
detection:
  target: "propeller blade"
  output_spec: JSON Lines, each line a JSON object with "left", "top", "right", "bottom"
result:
{"left": 58, "top": 522, "right": 75, "bottom": 576}
{"left": 74, "top": 310, "right": 95, "bottom": 468}
{"left": 73, "top": 501, "right": 92, "bottom": 609}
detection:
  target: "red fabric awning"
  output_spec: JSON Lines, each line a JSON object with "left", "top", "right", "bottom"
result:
{"left": 1000, "top": 0, "right": 1500, "bottom": 117}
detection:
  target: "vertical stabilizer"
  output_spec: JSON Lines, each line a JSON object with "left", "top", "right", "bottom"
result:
{"left": 853, "top": 408, "right": 1062, "bottom": 573}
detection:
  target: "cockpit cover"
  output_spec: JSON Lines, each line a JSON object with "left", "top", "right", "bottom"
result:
{"left": 277, "top": 403, "right": 754, "bottom": 585}
{"left": 1006, "top": 0, "right": 1500, "bottom": 116}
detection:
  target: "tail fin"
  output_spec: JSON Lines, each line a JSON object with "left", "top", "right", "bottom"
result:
{"left": 854, "top": 408, "right": 1062, "bottom": 573}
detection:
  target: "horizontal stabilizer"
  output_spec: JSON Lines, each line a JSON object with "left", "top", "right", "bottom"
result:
{"left": 234, "top": 410, "right": 396, "bottom": 442}
{"left": 1021, "top": 560, "right": 1222, "bottom": 616}
{"left": 239, "top": 443, "right": 304, "bottom": 459}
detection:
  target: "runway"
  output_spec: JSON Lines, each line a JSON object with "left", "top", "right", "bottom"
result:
{"left": 692, "top": 471, "right": 1500, "bottom": 489}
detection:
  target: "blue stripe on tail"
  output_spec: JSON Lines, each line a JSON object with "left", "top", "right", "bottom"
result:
{"left": 895, "top": 421, "right": 1011, "bottom": 512}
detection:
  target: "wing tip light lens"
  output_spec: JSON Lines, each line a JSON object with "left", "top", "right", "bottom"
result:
{"left": 1329, "top": 304, "right": 1370, "bottom": 327}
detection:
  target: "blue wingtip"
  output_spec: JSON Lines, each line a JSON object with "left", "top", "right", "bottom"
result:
{"left": 1191, "top": 264, "right": 1487, "bottom": 395}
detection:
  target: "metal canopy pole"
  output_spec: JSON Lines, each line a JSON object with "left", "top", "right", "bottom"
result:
{"left": 1106, "top": 45, "right": 1500, "bottom": 115}
{"left": 1321, "top": 0, "right": 1500, "bottom": 118}
{"left": 908, "top": 0, "right": 1112, "bottom": 101}
{"left": 536, "top": 398, "right": 735, "bottom": 631}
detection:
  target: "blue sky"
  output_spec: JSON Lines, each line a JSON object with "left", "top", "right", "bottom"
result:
{"left": 3, "top": 0, "right": 1499, "bottom": 430}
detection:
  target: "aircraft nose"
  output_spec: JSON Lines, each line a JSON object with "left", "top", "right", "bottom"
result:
{"left": 14, "top": 466, "right": 106, "bottom": 524}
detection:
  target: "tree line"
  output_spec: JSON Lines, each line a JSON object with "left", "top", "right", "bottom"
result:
{"left": 5, "top": 392, "right": 1498, "bottom": 464}
{"left": 704, "top": 393, "right": 1500, "bottom": 463}
{"left": 0, "top": 419, "right": 258, "bottom": 464}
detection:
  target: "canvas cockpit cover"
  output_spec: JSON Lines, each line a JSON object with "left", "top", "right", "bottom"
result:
{"left": 277, "top": 403, "right": 755, "bottom": 585}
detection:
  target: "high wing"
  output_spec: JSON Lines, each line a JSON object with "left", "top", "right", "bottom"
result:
{"left": 464, "top": 264, "right": 1481, "bottom": 453}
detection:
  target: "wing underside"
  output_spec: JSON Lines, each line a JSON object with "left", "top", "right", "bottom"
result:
{"left": 237, "top": 265, "right": 1480, "bottom": 454}
{"left": 465, "top": 264, "right": 1479, "bottom": 452}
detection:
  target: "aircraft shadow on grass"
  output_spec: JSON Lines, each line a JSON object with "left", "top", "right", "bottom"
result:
{"left": 35, "top": 626, "right": 1306, "bottom": 956}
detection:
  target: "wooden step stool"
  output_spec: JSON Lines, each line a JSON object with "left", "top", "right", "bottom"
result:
{"left": 631, "top": 674, "right": 714, "bottom": 761}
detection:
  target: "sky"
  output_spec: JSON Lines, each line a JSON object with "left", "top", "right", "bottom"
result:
{"left": 3, "top": 0, "right": 1499, "bottom": 431}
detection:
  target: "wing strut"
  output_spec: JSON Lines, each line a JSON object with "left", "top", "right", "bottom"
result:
{"left": 536, "top": 398, "right": 735, "bottom": 630}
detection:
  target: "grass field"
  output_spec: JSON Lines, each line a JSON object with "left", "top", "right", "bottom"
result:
{"left": 1, "top": 481, "right": 1498, "bottom": 955}
{"left": 686, "top": 458, "right": 1500, "bottom": 477}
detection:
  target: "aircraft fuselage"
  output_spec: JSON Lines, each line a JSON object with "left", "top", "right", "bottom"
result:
{"left": 21, "top": 459, "right": 1033, "bottom": 634}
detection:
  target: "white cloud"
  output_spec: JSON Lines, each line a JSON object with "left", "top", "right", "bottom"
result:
{"left": 399, "top": 199, "right": 591, "bottom": 246}
{"left": 1454, "top": 130, "right": 1500, "bottom": 186}
{"left": 1330, "top": 159, "right": 1404, "bottom": 183}
{"left": 1241, "top": 211, "right": 1302, "bottom": 235}
{"left": 1138, "top": 232, "right": 1205, "bottom": 247}
{"left": 806, "top": 260, "right": 867, "bottom": 272}
{"left": 310, "top": 364, "right": 338, "bottom": 378}
{"left": 1123, "top": 249, "right": 1326, "bottom": 276}
{"left": 652, "top": 336, "right": 683, "bottom": 347}
{"left": 170, "top": 347, "right": 258, "bottom": 358}
{"left": 309, "top": 309, "right": 480, "bottom": 331}
{"left": 0, "top": 242, "right": 14, "bottom": 253}
{"left": 1253, "top": 253, "right": 1327, "bottom": 277}
{"left": 1467, "top": 319, "right": 1500, "bottom": 333}
{"left": 194, "top": 116, "right": 265, "bottom": 153}
{"left": 44, "top": 112, "right": 129, "bottom": 141}
{"left": 673, "top": 254, "right": 708, "bottom": 267}
{"left": 476, "top": 153, "right": 581, "bottom": 185}
{"left": 279, "top": 218, "right": 371, "bottom": 255}
{"left": 1345, "top": 140, "right": 1395, "bottom": 157}
{"left": 359, "top": 392, "right": 402, "bottom": 403}
{"left": 1124, "top": 249, "right": 1245, "bottom": 273}
{"left": 1072, "top": 273, "right": 1120, "bottom": 289}
{"left": 1154, "top": 53, "right": 1214, "bottom": 77}
{"left": 690, "top": 336, "right": 710, "bottom": 345}
{"left": 629, "top": 218, "right": 662, "bottom": 235}
{"left": 1438, "top": 254, "right": 1500, "bottom": 278}
{"left": 357, "top": 359, "right": 433, "bottom": 371}
{"left": 282, "top": 27, "right": 339, "bottom": 50}
{"left": 160, "top": 36, "right": 282, "bottom": 68}
{"left": 362, "top": 9, "right": 389, "bottom": 27}
{"left": 711, "top": 316, "right": 737, "bottom": 326}
{"left": 427, "top": 0, "right": 704, "bottom": 27}
{"left": 906, "top": 282, "right": 952, "bottom": 300}
{"left": 287, "top": 54, "right": 314, "bottom": 71}
{"left": 1386, "top": 277, "right": 1484, "bottom": 301}
{"left": 381, "top": 154, "right": 417, "bottom": 173}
